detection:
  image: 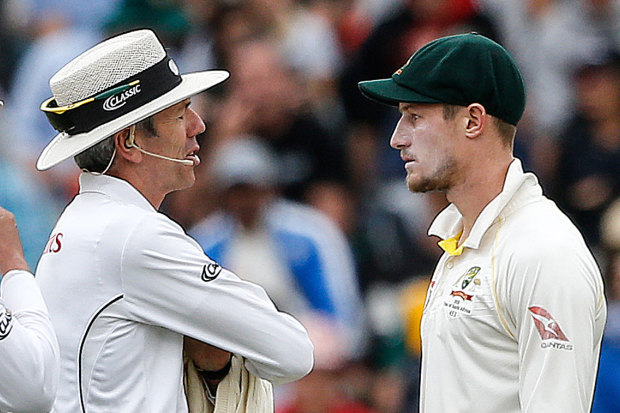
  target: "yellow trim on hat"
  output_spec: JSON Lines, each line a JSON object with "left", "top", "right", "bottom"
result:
{"left": 438, "top": 231, "right": 464, "bottom": 256}
{"left": 41, "top": 80, "right": 140, "bottom": 114}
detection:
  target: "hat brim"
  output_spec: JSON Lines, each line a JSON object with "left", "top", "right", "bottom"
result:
{"left": 36, "top": 70, "right": 230, "bottom": 170}
{"left": 358, "top": 78, "right": 441, "bottom": 107}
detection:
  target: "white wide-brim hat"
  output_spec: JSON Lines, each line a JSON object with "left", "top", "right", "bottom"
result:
{"left": 37, "top": 29, "right": 229, "bottom": 170}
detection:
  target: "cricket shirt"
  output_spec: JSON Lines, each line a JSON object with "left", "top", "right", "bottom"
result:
{"left": 419, "top": 159, "right": 606, "bottom": 413}
{"left": 36, "top": 173, "right": 314, "bottom": 413}
{"left": 0, "top": 270, "right": 59, "bottom": 412}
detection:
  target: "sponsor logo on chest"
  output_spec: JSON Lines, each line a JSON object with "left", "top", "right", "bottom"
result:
{"left": 444, "top": 266, "right": 481, "bottom": 318}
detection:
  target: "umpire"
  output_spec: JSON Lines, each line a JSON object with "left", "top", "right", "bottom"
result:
{"left": 36, "top": 29, "right": 313, "bottom": 413}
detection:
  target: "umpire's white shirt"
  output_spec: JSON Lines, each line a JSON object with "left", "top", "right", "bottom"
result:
{"left": 420, "top": 159, "right": 606, "bottom": 413}
{"left": 36, "top": 173, "right": 314, "bottom": 413}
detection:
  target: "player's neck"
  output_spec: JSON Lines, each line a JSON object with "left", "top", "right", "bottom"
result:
{"left": 447, "top": 155, "right": 513, "bottom": 245}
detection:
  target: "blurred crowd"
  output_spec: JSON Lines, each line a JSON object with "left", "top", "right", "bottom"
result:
{"left": 0, "top": 0, "right": 618, "bottom": 412}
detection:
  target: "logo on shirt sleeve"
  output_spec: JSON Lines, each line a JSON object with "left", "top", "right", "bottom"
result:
{"left": 528, "top": 306, "right": 573, "bottom": 350}
{"left": 201, "top": 262, "right": 222, "bottom": 282}
{"left": 0, "top": 303, "right": 14, "bottom": 340}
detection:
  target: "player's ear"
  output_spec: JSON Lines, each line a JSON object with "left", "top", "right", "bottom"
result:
{"left": 464, "top": 103, "right": 486, "bottom": 139}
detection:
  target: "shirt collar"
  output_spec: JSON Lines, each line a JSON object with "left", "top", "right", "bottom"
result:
{"left": 428, "top": 158, "right": 541, "bottom": 253}
{"left": 78, "top": 173, "right": 156, "bottom": 212}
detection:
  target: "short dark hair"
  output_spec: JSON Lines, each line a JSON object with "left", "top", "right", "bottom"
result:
{"left": 74, "top": 116, "right": 158, "bottom": 173}
{"left": 442, "top": 104, "right": 516, "bottom": 147}
{"left": 74, "top": 135, "right": 115, "bottom": 173}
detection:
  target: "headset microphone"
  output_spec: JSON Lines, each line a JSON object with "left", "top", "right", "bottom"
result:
{"left": 125, "top": 126, "right": 195, "bottom": 166}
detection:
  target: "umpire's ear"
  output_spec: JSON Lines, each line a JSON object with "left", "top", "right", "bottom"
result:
{"left": 114, "top": 127, "right": 141, "bottom": 164}
{"left": 464, "top": 103, "right": 487, "bottom": 139}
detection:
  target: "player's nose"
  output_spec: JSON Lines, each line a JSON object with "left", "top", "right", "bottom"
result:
{"left": 390, "top": 116, "right": 410, "bottom": 150}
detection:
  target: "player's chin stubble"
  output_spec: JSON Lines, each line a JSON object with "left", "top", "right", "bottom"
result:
{"left": 407, "top": 158, "right": 458, "bottom": 193}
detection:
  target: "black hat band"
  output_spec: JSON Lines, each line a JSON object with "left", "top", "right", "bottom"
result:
{"left": 42, "top": 56, "right": 182, "bottom": 135}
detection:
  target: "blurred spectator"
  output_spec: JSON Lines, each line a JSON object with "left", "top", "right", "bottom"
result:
{"left": 305, "top": 181, "right": 358, "bottom": 237}
{"left": 0, "top": 156, "right": 60, "bottom": 269}
{"left": 8, "top": 26, "right": 100, "bottom": 156}
{"left": 592, "top": 198, "right": 620, "bottom": 412}
{"left": 209, "top": 36, "right": 348, "bottom": 202}
{"left": 6, "top": 2, "right": 107, "bottom": 202}
{"left": 277, "top": 312, "right": 376, "bottom": 413}
{"left": 354, "top": 186, "right": 445, "bottom": 290}
{"left": 398, "top": 277, "right": 429, "bottom": 411}
{"left": 552, "top": 52, "right": 620, "bottom": 249}
{"left": 0, "top": 100, "right": 60, "bottom": 269}
{"left": 0, "top": 1, "right": 30, "bottom": 93}
{"left": 104, "top": 0, "right": 191, "bottom": 51}
{"left": 22, "top": 0, "right": 121, "bottom": 30}
{"left": 175, "top": 1, "right": 218, "bottom": 74}
{"left": 478, "top": 0, "right": 620, "bottom": 138}
{"left": 190, "top": 136, "right": 367, "bottom": 358}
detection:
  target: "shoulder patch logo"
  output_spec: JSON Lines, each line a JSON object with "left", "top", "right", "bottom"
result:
{"left": 0, "top": 303, "right": 14, "bottom": 340}
{"left": 529, "top": 306, "right": 573, "bottom": 350}
{"left": 529, "top": 306, "right": 568, "bottom": 341}
{"left": 201, "top": 262, "right": 222, "bottom": 282}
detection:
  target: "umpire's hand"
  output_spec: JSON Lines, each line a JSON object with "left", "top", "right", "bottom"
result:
{"left": 0, "top": 207, "right": 29, "bottom": 274}
{"left": 184, "top": 336, "right": 232, "bottom": 372}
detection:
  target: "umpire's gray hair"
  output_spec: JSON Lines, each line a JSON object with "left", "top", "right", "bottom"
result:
{"left": 74, "top": 116, "right": 157, "bottom": 173}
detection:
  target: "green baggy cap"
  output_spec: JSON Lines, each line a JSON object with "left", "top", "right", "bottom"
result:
{"left": 358, "top": 33, "right": 526, "bottom": 126}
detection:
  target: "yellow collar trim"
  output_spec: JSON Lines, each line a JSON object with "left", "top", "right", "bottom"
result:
{"left": 438, "top": 231, "right": 464, "bottom": 256}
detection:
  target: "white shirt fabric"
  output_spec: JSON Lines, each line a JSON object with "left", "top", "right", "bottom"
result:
{"left": 36, "top": 173, "right": 314, "bottom": 413}
{"left": 420, "top": 159, "right": 607, "bottom": 413}
{"left": 0, "top": 269, "right": 59, "bottom": 413}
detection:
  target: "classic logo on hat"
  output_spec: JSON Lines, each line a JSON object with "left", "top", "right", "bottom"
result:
{"left": 103, "top": 84, "right": 142, "bottom": 111}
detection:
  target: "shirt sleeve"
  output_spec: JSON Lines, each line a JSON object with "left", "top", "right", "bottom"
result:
{"left": 496, "top": 235, "right": 606, "bottom": 413}
{"left": 120, "top": 213, "right": 314, "bottom": 385}
{"left": 0, "top": 270, "right": 59, "bottom": 413}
